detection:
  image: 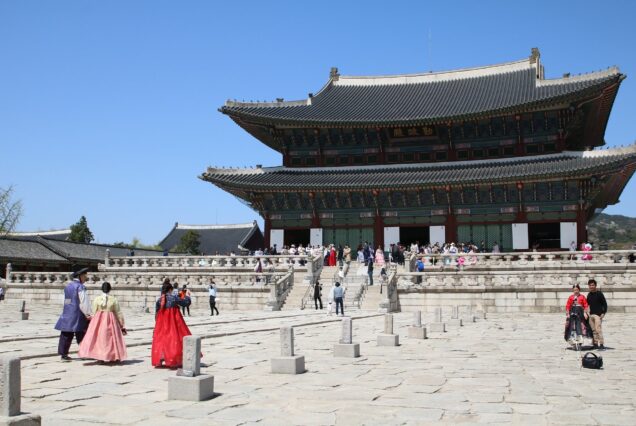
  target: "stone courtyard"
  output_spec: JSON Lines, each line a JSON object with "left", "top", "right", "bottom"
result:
{"left": 1, "top": 302, "right": 634, "bottom": 425}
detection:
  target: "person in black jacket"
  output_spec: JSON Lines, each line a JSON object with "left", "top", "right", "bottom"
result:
{"left": 586, "top": 279, "right": 608, "bottom": 350}
{"left": 313, "top": 280, "right": 323, "bottom": 310}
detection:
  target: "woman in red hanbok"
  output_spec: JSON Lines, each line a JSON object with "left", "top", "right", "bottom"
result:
{"left": 151, "top": 280, "right": 193, "bottom": 367}
{"left": 329, "top": 245, "right": 337, "bottom": 266}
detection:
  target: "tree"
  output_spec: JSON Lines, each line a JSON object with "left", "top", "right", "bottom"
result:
{"left": 173, "top": 230, "right": 201, "bottom": 254}
{"left": 0, "top": 185, "right": 23, "bottom": 235}
{"left": 69, "top": 216, "right": 94, "bottom": 243}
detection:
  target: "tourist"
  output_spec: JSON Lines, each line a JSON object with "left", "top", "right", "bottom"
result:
{"left": 356, "top": 245, "right": 364, "bottom": 263}
{"left": 333, "top": 282, "right": 345, "bottom": 316}
{"left": 0, "top": 286, "right": 4, "bottom": 302}
{"left": 492, "top": 242, "right": 500, "bottom": 254}
{"left": 586, "top": 279, "right": 608, "bottom": 350}
{"left": 151, "top": 280, "right": 193, "bottom": 367}
{"left": 55, "top": 265, "right": 92, "bottom": 361}
{"left": 329, "top": 245, "right": 337, "bottom": 267}
{"left": 178, "top": 284, "right": 192, "bottom": 316}
{"left": 367, "top": 259, "right": 374, "bottom": 286}
{"left": 581, "top": 242, "right": 593, "bottom": 261}
{"left": 337, "top": 244, "right": 344, "bottom": 266}
{"left": 327, "top": 284, "right": 335, "bottom": 315}
{"left": 343, "top": 244, "right": 352, "bottom": 275}
{"left": 564, "top": 284, "right": 592, "bottom": 343}
{"left": 254, "top": 258, "right": 263, "bottom": 283}
{"left": 208, "top": 281, "right": 219, "bottom": 316}
{"left": 375, "top": 245, "right": 385, "bottom": 266}
{"left": 313, "top": 280, "right": 323, "bottom": 310}
{"left": 78, "top": 281, "right": 127, "bottom": 362}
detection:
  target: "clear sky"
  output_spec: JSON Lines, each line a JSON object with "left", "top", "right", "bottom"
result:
{"left": 1, "top": 0, "right": 635, "bottom": 244}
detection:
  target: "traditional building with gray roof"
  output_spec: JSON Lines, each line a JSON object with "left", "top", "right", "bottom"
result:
{"left": 203, "top": 48, "right": 635, "bottom": 251}
{"left": 159, "top": 221, "right": 264, "bottom": 255}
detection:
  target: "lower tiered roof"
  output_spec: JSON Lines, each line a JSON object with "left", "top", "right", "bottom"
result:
{"left": 201, "top": 144, "right": 636, "bottom": 192}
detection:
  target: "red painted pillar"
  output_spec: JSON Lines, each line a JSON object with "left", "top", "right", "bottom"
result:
{"left": 374, "top": 214, "right": 384, "bottom": 249}
{"left": 576, "top": 208, "right": 587, "bottom": 244}
{"left": 445, "top": 213, "right": 457, "bottom": 243}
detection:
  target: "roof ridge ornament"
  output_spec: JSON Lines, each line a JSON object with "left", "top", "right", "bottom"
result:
{"left": 530, "top": 47, "right": 540, "bottom": 64}
{"left": 330, "top": 67, "right": 339, "bottom": 81}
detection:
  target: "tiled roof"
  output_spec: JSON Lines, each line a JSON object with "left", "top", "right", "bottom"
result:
{"left": 37, "top": 238, "right": 165, "bottom": 262}
{"left": 201, "top": 145, "right": 636, "bottom": 191}
{"left": 159, "top": 222, "right": 264, "bottom": 254}
{"left": 220, "top": 53, "right": 623, "bottom": 126}
{"left": 0, "top": 238, "right": 69, "bottom": 263}
{"left": 8, "top": 229, "right": 71, "bottom": 241}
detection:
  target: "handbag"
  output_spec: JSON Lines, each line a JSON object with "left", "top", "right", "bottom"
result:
{"left": 581, "top": 352, "right": 603, "bottom": 369}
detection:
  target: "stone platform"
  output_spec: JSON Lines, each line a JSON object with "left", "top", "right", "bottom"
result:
{"left": 0, "top": 304, "right": 635, "bottom": 425}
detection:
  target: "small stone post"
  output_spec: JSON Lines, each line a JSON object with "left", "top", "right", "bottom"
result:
{"left": 334, "top": 317, "right": 360, "bottom": 357}
{"left": 168, "top": 336, "right": 214, "bottom": 401}
{"left": 408, "top": 310, "right": 427, "bottom": 339}
{"left": 271, "top": 326, "right": 305, "bottom": 374}
{"left": 0, "top": 356, "right": 41, "bottom": 425}
{"left": 177, "top": 336, "right": 201, "bottom": 377}
{"left": 429, "top": 307, "right": 446, "bottom": 333}
{"left": 448, "top": 305, "right": 463, "bottom": 327}
{"left": 5, "top": 264, "right": 11, "bottom": 282}
{"left": 19, "top": 302, "right": 28, "bottom": 321}
{"left": 377, "top": 313, "right": 399, "bottom": 346}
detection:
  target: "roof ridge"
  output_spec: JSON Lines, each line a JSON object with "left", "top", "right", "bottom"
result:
{"left": 176, "top": 223, "right": 256, "bottom": 230}
{"left": 335, "top": 58, "right": 532, "bottom": 87}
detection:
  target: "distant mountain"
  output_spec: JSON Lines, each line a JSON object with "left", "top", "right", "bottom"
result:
{"left": 587, "top": 213, "right": 636, "bottom": 249}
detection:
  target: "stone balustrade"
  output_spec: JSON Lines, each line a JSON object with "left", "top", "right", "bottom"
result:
{"left": 101, "top": 253, "right": 321, "bottom": 272}
{"left": 7, "top": 271, "right": 287, "bottom": 288}
{"left": 406, "top": 250, "right": 636, "bottom": 272}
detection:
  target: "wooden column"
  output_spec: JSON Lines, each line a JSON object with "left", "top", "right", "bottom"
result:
{"left": 374, "top": 213, "right": 384, "bottom": 249}
{"left": 576, "top": 207, "right": 587, "bottom": 244}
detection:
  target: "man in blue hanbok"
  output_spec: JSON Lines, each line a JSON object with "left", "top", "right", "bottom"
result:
{"left": 55, "top": 265, "right": 92, "bottom": 361}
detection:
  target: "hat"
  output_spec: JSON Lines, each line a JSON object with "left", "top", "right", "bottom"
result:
{"left": 71, "top": 265, "right": 90, "bottom": 278}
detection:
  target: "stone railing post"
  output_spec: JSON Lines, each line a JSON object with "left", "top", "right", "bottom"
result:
{"left": 168, "top": 336, "right": 214, "bottom": 401}
{"left": 0, "top": 355, "right": 41, "bottom": 424}
{"left": 271, "top": 326, "right": 305, "bottom": 374}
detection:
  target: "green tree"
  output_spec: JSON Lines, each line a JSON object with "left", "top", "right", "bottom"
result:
{"left": 173, "top": 230, "right": 201, "bottom": 254}
{"left": 69, "top": 216, "right": 94, "bottom": 243}
{"left": 0, "top": 185, "right": 23, "bottom": 235}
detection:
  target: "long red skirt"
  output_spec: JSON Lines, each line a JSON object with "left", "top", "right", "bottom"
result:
{"left": 78, "top": 311, "right": 127, "bottom": 362}
{"left": 151, "top": 307, "right": 192, "bottom": 367}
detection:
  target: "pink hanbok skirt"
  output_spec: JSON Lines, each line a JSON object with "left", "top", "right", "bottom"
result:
{"left": 79, "top": 311, "right": 127, "bottom": 362}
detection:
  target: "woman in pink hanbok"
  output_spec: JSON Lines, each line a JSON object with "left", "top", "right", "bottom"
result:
{"left": 79, "top": 282, "right": 127, "bottom": 362}
{"left": 375, "top": 246, "right": 385, "bottom": 266}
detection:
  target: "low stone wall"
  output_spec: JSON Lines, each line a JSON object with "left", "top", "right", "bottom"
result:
{"left": 396, "top": 270, "right": 636, "bottom": 313}
{"left": 5, "top": 270, "right": 294, "bottom": 311}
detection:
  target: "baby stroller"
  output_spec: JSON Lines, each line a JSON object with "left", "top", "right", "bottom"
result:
{"left": 564, "top": 304, "right": 592, "bottom": 354}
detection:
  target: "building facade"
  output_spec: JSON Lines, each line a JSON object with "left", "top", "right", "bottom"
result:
{"left": 202, "top": 49, "right": 636, "bottom": 251}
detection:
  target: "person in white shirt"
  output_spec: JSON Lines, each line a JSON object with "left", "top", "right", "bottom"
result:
{"left": 208, "top": 281, "right": 219, "bottom": 316}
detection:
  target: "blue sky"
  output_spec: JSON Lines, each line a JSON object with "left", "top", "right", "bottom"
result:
{"left": 1, "top": 0, "right": 635, "bottom": 244}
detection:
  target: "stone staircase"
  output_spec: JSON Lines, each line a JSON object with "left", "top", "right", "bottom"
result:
{"left": 359, "top": 283, "right": 384, "bottom": 311}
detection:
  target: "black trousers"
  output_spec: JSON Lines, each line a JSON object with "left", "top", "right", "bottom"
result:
{"left": 58, "top": 331, "right": 86, "bottom": 356}
{"left": 314, "top": 296, "right": 323, "bottom": 309}
{"left": 209, "top": 296, "right": 219, "bottom": 315}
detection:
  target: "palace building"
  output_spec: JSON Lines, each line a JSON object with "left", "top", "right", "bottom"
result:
{"left": 201, "top": 48, "right": 636, "bottom": 251}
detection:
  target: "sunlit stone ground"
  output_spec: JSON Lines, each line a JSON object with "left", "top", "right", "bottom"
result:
{"left": 1, "top": 301, "right": 634, "bottom": 425}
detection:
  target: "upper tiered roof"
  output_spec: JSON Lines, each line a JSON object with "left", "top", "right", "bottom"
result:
{"left": 220, "top": 49, "right": 623, "bottom": 127}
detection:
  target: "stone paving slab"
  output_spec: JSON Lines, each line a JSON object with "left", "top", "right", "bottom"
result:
{"left": 1, "top": 305, "right": 635, "bottom": 424}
